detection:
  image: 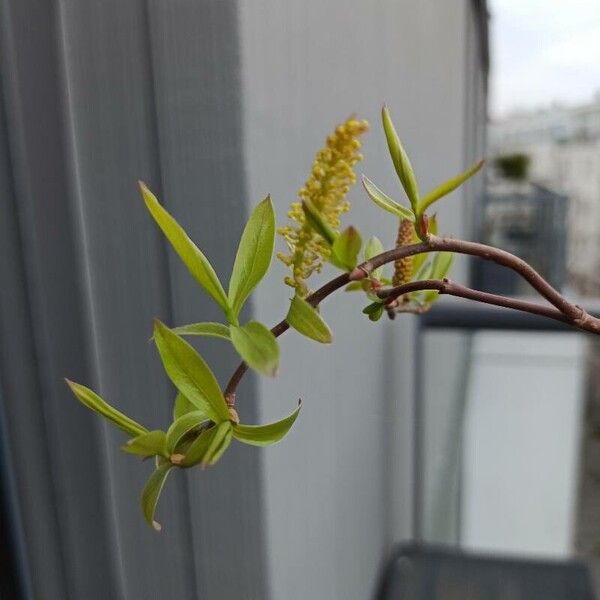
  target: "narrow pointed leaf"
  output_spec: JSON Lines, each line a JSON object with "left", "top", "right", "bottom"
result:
{"left": 361, "top": 175, "right": 414, "bottom": 221}
{"left": 233, "top": 402, "right": 301, "bottom": 447}
{"left": 330, "top": 226, "right": 362, "bottom": 270}
{"left": 228, "top": 196, "right": 275, "bottom": 319}
{"left": 141, "top": 463, "right": 174, "bottom": 531}
{"left": 170, "top": 322, "right": 230, "bottom": 340}
{"left": 423, "top": 252, "right": 454, "bottom": 303}
{"left": 230, "top": 321, "right": 279, "bottom": 377}
{"left": 65, "top": 380, "right": 147, "bottom": 438}
{"left": 139, "top": 182, "right": 230, "bottom": 315}
{"left": 166, "top": 410, "right": 211, "bottom": 454}
{"left": 418, "top": 160, "right": 484, "bottom": 215}
{"left": 381, "top": 106, "right": 419, "bottom": 212}
{"left": 182, "top": 421, "right": 232, "bottom": 467}
{"left": 205, "top": 423, "right": 233, "bottom": 465}
{"left": 413, "top": 256, "right": 434, "bottom": 282}
{"left": 286, "top": 296, "right": 332, "bottom": 343}
{"left": 173, "top": 392, "right": 196, "bottom": 420}
{"left": 431, "top": 251, "right": 454, "bottom": 280}
{"left": 364, "top": 236, "right": 385, "bottom": 280}
{"left": 123, "top": 430, "right": 168, "bottom": 458}
{"left": 302, "top": 199, "right": 337, "bottom": 245}
{"left": 153, "top": 320, "right": 230, "bottom": 422}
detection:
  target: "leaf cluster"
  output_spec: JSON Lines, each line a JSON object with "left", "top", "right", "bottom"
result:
{"left": 65, "top": 106, "right": 484, "bottom": 529}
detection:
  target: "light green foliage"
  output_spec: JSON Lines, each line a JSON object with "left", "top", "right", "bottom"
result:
{"left": 170, "top": 322, "right": 230, "bottom": 340}
{"left": 233, "top": 402, "right": 301, "bottom": 447}
{"left": 153, "top": 320, "right": 230, "bottom": 422}
{"left": 286, "top": 296, "right": 332, "bottom": 343}
{"left": 141, "top": 463, "right": 174, "bottom": 531}
{"left": 123, "top": 431, "right": 168, "bottom": 458}
{"left": 228, "top": 196, "right": 275, "bottom": 318}
{"left": 364, "top": 236, "right": 385, "bottom": 280}
{"left": 330, "top": 226, "right": 362, "bottom": 270}
{"left": 139, "top": 182, "right": 231, "bottom": 319}
{"left": 166, "top": 410, "right": 211, "bottom": 453}
{"left": 182, "top": 421, "right": 233, "bottom": 467}
{"left": 418, "top": 160, "right": 484, "bottom": 215}
{"left": 65, "top": 109, "right": 485, "bottom": 529}
{"left": 230, "top": 321, "right": 279, "bottom": 377}
{"left": 66, "top": 380, "right": 147, "bottom": 438}
{"left": 302, "top": 198, "right": 338, "bottom": 245}
{"left": 362, "top": 175, "right": 414, "bottom": 221}
{"left": 173, "top": 392, "right": 195, "bottom": 420}
{"left": 381, "top": 105, "right": 420, "bottom": 212}
{"left": 422, "top": 252, "right": 454, "bottom": 303}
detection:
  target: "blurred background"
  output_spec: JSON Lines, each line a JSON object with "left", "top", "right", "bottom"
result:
{"left": 0, "top": 0, "right": 599, "bottom": 599}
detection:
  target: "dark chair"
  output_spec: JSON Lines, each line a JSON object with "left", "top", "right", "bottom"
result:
{"left": 375, "top": 543, "right": 596, "bottom": 600}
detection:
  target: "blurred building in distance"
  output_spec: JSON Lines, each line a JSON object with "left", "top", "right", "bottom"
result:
{"left": 489, "top": 95, "right": 600, "bottom": 295}
{"left": 473, "top": 181, "right": 567, "bottom": 295}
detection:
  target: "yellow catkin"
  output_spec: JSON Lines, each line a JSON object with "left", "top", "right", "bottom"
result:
{"left": 392, "top": 219, "right": 414, "bottom": 287}
{"left": 277, "top": 117, "right": 369, "bottom": 296}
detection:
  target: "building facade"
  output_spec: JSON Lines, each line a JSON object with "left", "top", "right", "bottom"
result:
{"left": 490, "top": 98, "right": 600, "bottom": 294}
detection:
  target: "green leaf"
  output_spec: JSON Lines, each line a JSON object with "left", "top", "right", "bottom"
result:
{"left": 364, "top": 236, "right": 385, "bottom": 280}
{"left": 302, "top": 199, "right": 337, "bottom": 245}
{"left": 418, "top": 160, "right": 484, "bottom": 215}
{"left": 123, "top": 430, "right": 168, "bottom": 458}
{"left": 411, "top": 220, "right": 431, "bottom": 272}
{"left": 345, "top": 281, "right": 367, "bottom": 292}
{"left": 286, "top": 296, "right": 332, "bottom": 344}
{"left": 233, "top": 402, "right": 301, "bottom": 447}
{"left": 230, "top": 321, "right": 279, "bottom": 377}
{"left": 173, "top": 392, "right": 196, "bottom": 420}
{"left": 182, "top": 421, "right": 233, "bottom": 467}
{"left": 139, "top": 182, "right": 230, "bottom": 317}
{"left": 65, "top": 380, "right": 147, "bottom": 438}
{"left": 361, "top": 175, "right": 414, "bottom": 221}
{"left": 141, "top": 463, "right": 174, "bottom": 531}
{"left": 413, "top": 256, "right": 434, "bottom": 282}
{"left": 423, "top": 252, "right": 454, "bottom": 303}
{"left": 170, "top": 322, "right": 230, "bottom": 340}
{"left": 431, "top": 251, "right": 454, "bottom": 280}
{"left": 330, "top": 226, "right": 362, "bottom": 270}
{"left": 166, "top": 410, "right": 211, "bottom": 454}
{"left": 228, "top": 196, "right": 276, "bottom": 319}
{"left": 206, "top": 423, "right": 233, "bottom": 465}
{"left": 362, "top": 302, "right": 385, "bottom": 321}
{"left": 381, "top": 106, "right": 420, "bottom": 213}
{"left": 153, "top": 320, "right": 230, "bottom": 423}
{"left": 362, "top": 301, "right": 383, "bottom": 315}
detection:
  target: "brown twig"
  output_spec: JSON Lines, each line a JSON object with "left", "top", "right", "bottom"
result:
{"left": 377, "top": 279, "right": 579, "bottom": 326}
{"left": 223, "top": 234, "right": 600, "bottom": 406}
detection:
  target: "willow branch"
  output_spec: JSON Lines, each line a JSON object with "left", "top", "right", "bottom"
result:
{"left": 223, "top": 234, "right": 600, "bottom": 405}
{"left": 377, "top": 279, "right": 578, "bottom": 326}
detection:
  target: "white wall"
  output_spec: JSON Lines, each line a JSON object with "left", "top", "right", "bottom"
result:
{"left": 462, "top": 332, "right": 586, "bottom": 557}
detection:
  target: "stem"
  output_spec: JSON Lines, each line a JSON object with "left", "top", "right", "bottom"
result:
{"left": 377, "top": 279, "right": 576, "bottom": 326}
{"left": 223, "top": 235, "right": 600, "bottom": 405}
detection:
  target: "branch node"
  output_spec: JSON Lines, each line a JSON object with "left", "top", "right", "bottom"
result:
{"left": 349, "top": 265, "right": 370, "bottom": 281}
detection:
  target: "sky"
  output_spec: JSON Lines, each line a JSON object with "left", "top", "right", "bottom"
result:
{"left": 490, "top": 0, "right": 600, "bottom": 118}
